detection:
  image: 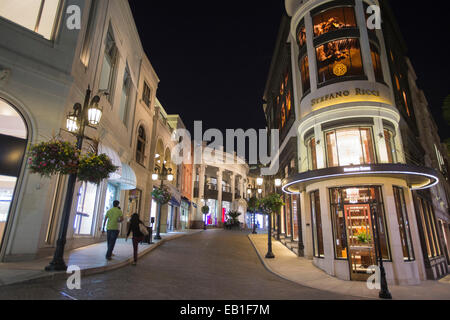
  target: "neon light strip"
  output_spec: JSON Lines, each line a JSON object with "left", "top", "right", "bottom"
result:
{"left": 282, "top": 170, "right": 440, "bottom": 195}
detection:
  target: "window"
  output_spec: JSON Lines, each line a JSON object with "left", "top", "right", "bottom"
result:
{"left": 316, "top": 38, "right": 364, "bottom": 85}
{"left": 311, "top": 190, "right": 324, "bottom": 258}
{"left": 370, "top": 43, "right": 384, "bottom": 83}
{"left": 0, "top": 0, "right": 61, "bottom": 39}
{"left": 313, "top": 6, "right": 357, "bottom": 37}
{"left": 274, "top": 69, "right": 293, "bottom": 130}
{"left": 325, "top": 127, "right": 375, "bottom": 167}
{"left": 99, "top": 26, "right": 118, "bottom": 96}
{"left": 307, "top": 137, "right": 317, "bottom": 170}
{"left": 136, "top": 126, "right": 146, "bottom": 166}
{"left": 142, "top": 82, "right": 152, "bottom": 107}
{"left": 393, "top": 187, "right": 415, "bottom": 261}
{"left": 119, "top": 66, "right": 132, "bottom": 124}
{"left": 300, "top": 55, "right": 311, "bottom": 93}
{"left": 384, "top": 129, "right": 396, "bottom": 163}
{"left": 297, "top": 21, "right": 307, "bottom": 48}
{"left": 80, "top": 0, "right": 99, "bottom": 67}
{"left": 74, "top": 182, "right": 98, "bottom": 235}
{"left": 417, "top": 196, "right": 442, "bottom": 258}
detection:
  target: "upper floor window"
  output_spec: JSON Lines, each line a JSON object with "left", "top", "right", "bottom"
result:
{"left": 142, "top": 82, "right": 152, "bottom": 107}
{"left": 313, "top": 6, "right": 357, "bottom": 37}
{"left": 119, "top": 66, "right": 132, "bottom": 125}
{"left": 384, "top": 129, "right": 397, "bottom": 164}
{"left": 316, "top": 38, "right": 364, "bottom": 85}
{"left": 300, "top": 54, "right": 311, "bottom": 93}
{"left": 326, "top": 127, "right": 375, "bottom": 167}
{"left": 370, "top": 43, "right": 384, "bottom": 83}
{"left": 136, "top": 126, "right": 146, "bottom": 166}
{"left": 297, "top": 21, "right": 307, "bottom": 48}
{"left": 0, "top": 0, "right": 61, "bottom": 40}
{"left": 99, "top": 25, "right": 118, "bottom": 98}
{"left": 275, "top": 69, "right": 293, "bottom": 130}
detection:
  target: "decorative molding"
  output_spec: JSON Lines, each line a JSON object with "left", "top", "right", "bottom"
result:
{"left": 0, "top": 67, "right": 11, "bottom": 86}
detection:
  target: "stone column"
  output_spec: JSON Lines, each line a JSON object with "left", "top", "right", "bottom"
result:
{"left": 231, "top": 172, "right": 236, "bottom": 204}
{"left": 217, "top": 168, "right": 223, "bottom": 226}
{"left": 198, "top": 164, "right": 206, "bottom": 227}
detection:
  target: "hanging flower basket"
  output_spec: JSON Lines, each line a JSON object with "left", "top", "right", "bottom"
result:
{"left": 28, "top": 140, "right": 79, "bottom": 177}
{"left": 77, "top": 153, "right": 118, "bottom": 185}
{"left": 152, "top": 187, "right": 172, "bottom": 205}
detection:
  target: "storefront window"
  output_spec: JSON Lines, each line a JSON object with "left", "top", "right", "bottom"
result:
{"left": 370, "top": 43, "right": 384, "bottom": 83}
{"left": 285, "top": 195, "right": 292, "bottom": 237}
{"left": 313, "top": 6, "right": 357, "bottom": 37}
{"left": 330, "top": 189, "right": 348, "bottom": 259}
{"left": 74, "top": 182, "right": 98, "bottom": 235}
{"left": 326, "top": 127, "right": 376, "bottom": 167}
{"left": 417, "top": 197, "right": 442, "bottom": 258}
{"left": 310, "top": 190, "right": 324, "bottom": 258}
{"left": 0, "top": 176, "right": 16, "bottom": 246}
{"left": 393, "top": 187, "right": 415, "bottom": 261}
{"left": 316, "top": 38, "right": 364, "bottom": 85}
{"left": 300, "top": 55, "right": 311, "bottom": 93}
{"left": 0, "top": 0, "right": 61, "bottom": 39}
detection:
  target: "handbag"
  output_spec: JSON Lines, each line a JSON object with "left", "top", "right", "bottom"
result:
{"left": 139, "top": 223, "right": 149, "bottom": 236}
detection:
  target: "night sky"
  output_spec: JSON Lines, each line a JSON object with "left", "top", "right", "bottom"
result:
{"left": 128, "top": 1, "right": 450, "bottom": 140}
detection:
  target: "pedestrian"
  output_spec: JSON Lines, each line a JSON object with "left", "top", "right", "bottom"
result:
{"left": 102, "top": 200, "right": 124, "bottom": 260}
{"left": 126, "top": 213, "right": 146, "bottom": 266}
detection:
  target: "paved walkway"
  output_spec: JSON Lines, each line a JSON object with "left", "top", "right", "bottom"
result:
{"left": 0, "top": 230, "right": 357, "bottom": 300}
{"left": 0, "top": 230, "right": 200, "bottom": 287}
{"left": 249, "top": 234, "right": 450, "bottom": 300}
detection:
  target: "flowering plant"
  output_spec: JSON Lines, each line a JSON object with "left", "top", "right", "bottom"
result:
{"left": 356, "top": 227, "right": 372, "bottom": 244}
{"left": 28, "top": 140, "right": 79, "bottom": 177}
{"left": 152, "top": 187, "right": 171, "bottom": 205}
{"left": 77, "top": 153, "right": 118, "bottom": 185}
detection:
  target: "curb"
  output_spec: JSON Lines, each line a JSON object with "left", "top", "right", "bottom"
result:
{"left": 2, "top": 231, "right": 202, "bottom": 287}
{"left": 247, "top": 234, "right": 368, "bottom": 300}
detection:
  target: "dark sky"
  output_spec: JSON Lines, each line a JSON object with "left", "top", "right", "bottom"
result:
{"left": 128, "top": 0, "right": 450, "bottom": 140}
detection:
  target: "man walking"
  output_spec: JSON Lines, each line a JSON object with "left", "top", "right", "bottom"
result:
{"left": 102, "top": 201, "right": 124, "bottom": 260}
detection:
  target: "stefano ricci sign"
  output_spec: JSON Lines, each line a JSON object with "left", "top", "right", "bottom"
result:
{"left": 311, "top": 88, "right": 385, "bottom": 107}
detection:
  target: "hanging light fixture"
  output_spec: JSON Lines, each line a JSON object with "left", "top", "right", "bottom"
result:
{"left": 257, "top": 178, "right": 263, "bottom": 186}
{"left": 167, "top": 168, "right": 174, "bottom": 182}
{"left": 275, "top": 179, "right": 282, "bottom": 187}
{"left": 87, "top": 96, "right": 103, "bottom": 126}
{"left": 66, "top": 114, "right": 79, "bottom": 133}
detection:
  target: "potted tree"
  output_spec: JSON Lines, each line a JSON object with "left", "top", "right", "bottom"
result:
{"left": 260, "top": 194, "right": 285, "bottom": 259}
{"left": 225, "top": 211, "right": 242, "bottom": 230}
{"left": 247, "top": 196, "right": 259, "bottom": 234}
{"left": 201, "top": 205, "right": 210, "bottom": 230}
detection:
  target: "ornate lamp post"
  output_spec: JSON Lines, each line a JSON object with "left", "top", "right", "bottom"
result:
{"left": 45, "top": 86, "right": 103, "bottom": 272}
{"left": 370, "top": 203, "right": 392, "bottom": 300}
{"left": 274, "top": 179, "right": 282, "bottom": 241}
{"left": 152, "top": 163, "right": 174, "bottom": 240}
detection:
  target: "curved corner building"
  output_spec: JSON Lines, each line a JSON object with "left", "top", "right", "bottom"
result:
{"left": 264, "top": 0, "right": 449, "bottom": 285}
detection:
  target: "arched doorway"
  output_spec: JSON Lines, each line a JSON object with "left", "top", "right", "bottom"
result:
{"left": 0, "top": 98, "right": 28, "bottom": 251}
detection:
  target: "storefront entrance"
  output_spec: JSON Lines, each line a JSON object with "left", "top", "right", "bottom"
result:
{"left": 330, "top": 186, "right": 391, "bottom": 282}
{"left": 344, "top": 204, "right": 376, "bottom": 281}
{"left": 0, "top": 99, "right": 28, "bottom": 253}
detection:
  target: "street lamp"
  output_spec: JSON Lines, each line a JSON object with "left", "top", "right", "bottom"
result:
{"left": 45, "top": 86, "right": 103, "bottom": 272}
{"left": 274, "top": 179, "right": 282, "bottom": 241}
{"left": 152, "top": 163, "right": 174, "bottom": 240}
{"left": 370, "top": 203, "right": 392, "bottom": 300}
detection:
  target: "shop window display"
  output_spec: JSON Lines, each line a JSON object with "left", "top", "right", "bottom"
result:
{"left": 393, "top": 187, "right": 415, "bottom": 261}
{"left": 316, "top": 38, "right": 364, "bottom": 84}
{"left": 310, "top": 190, "right": 324, "bottom": 258}
{"left": 313, "top": 6, "right": 357, "bottom": 37}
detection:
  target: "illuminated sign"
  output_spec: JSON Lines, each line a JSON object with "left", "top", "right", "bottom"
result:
{"left": 311, "top": 88, "right": 381, "bottom": 107}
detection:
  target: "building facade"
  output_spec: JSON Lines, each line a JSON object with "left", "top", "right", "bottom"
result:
{"left": 191, "top": 146, "right": 249, "bottom": 229}
{"left": 0, "top": 0, "right": 166, "bottom": 262}
{"left": 264, "top": 0, "right": 450, "bottom": 285}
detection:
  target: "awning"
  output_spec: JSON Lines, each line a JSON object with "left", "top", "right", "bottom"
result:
{"left": 109, "top": 163, "right": 137, "bottom": 190}
{"left": 181, "top": 197, "right": 191, "bottom": 206}
{"left": 98, "top": 143, "right": 122, "bottom": 180}
{"left": 169, "top": 197, "right": 181, "bottom": 207}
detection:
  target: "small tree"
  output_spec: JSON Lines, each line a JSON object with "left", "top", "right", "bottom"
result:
{"left": 201, "top": 205, "right": 209, "bottom": 230}
{"left": 225, "top": 211, "right": 242, "bottom": 230}
{"left": 260, "top": 194, "right": 285, "bottom": 259}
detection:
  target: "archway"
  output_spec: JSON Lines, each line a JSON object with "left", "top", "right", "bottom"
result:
{"left": 0, "top": 98, "right": 28, "bottom": 251}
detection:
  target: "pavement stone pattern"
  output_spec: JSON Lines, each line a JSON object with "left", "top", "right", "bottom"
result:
{"left": 248, "top": 234, "right": 450, "bottom": 300}
{"left": 0, "top": 230, "right": 358, "bottom": 300}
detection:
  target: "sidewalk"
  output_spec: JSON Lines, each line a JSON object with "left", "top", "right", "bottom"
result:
{"left": 0, "top": 230, "right": 202, "bottom": 287}
{"left": 248, "top": 234, "right": 450, "bottom": 300}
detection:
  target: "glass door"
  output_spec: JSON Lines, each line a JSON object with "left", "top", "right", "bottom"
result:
{"left": 344, "top": 204, "right": 376, "bottom": 280}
